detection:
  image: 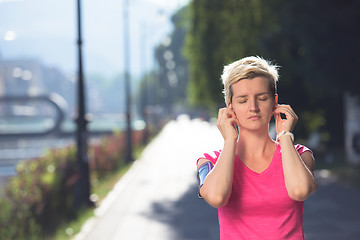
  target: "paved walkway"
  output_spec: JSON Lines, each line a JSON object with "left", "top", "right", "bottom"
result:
{"left": 304, "top": 170, "right": 360, "bottom": 239}
{"left": 75, "top": 116, "right": 360, "bottom": 240}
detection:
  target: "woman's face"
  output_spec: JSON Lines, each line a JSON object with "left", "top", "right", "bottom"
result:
{"left": 229, "top": 76, "right": 277, "bottom": 131}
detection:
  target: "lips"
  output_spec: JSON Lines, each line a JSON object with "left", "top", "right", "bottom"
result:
{"left": 248, "top": 115, "right": 260, "bottom": 120}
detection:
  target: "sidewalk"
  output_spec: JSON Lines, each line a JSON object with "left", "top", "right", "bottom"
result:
{"left": 75, "top": 116, "right": 360, "bottom": 240}
{"left": 75, "top": 116, "right": 223, "bottom": 240}
{"left": 304, "top": 170, "right": 360, "bottom": 239}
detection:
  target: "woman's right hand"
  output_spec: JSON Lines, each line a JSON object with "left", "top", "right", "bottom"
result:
{"left": 217, "top": 107, "right": 239, "bottom": 142}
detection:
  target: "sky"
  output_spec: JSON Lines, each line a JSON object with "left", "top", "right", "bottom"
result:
{"left": 0, "top": 0, "right": 189, "bottom": 78}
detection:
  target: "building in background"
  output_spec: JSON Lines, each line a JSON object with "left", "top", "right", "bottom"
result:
{"left": 0, "top": 54, "right": 75, "bottom": 117}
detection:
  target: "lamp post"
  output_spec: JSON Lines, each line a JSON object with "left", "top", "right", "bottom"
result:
{"left": 123, "top": 0, "right": 133, "bottom": 163}
{"left": 74, "top": 0, "right": 92, "bottom": 208}
{"left": 140, "top": 23, "right": 150, "bottom": 143}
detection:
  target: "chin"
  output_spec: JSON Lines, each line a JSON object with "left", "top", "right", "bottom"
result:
{"left": 241, "top": 122, "right": 269, "bottom": 131}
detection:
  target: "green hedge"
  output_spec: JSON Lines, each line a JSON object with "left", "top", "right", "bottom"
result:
{"left": 0, "top": 130, "right": 144, "bottom": 239}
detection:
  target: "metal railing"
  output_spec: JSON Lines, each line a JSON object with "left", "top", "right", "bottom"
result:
{"left": 0, "top": 93, "right": 66, "bottom": 138}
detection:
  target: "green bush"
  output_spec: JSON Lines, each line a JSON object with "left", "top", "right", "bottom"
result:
{"left": 0, "top": 130, "right": 145, "bottom": 239}
{"left": 0, "top": 146, "right": 77, "bottom": 239}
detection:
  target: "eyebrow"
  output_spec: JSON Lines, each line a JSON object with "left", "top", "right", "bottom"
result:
{"left": 234, "top": 92, "right": 271, "bottom": 98}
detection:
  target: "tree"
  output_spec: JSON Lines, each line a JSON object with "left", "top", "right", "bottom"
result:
{"left": 183, "top": 0, "right": 360, "bottom": 147}
{"left": 261, "top": 0, "right": 360, "bottom": 146}
{"left": 184, "top": 0, "right": 281, "bottom": 110}
{"left": 153, "top": 6, "right": 190, "bottom": 116}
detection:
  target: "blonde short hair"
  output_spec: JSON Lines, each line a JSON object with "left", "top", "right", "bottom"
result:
{"left": 221, "top": 56, "right": 279, "bottom": 106}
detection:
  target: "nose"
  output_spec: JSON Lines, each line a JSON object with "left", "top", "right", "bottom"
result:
{"left": 249, "top": 98, "right": 259, "bottom": 112}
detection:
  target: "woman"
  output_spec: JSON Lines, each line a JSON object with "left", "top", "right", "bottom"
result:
{"left": 196, "top": 56, "right": 317, "bottom": 239}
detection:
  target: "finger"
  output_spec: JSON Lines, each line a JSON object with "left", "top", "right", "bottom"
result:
{"left": 280, "top": 105, "right": 297, "bottom": 118}
{"left": 273, "top": 111, "right": 280, "bottom": 120}
{"left": 273, "top": 108, "right": 297, "bottom": 132}
{"left": 229, "top": 117, "right": 240, "bottom": 126}
{"left": 274, "top": 112, "right": 283, "bottom": 126}
{"left": 282, "top": 108, "right": 297, "bottom": 120}
{"left": 227, "top": 111, "right": 237, "bottom": 120}
{"left": 217, "top": 108, "right": 226, "bottom": 126}
{"left": 273, "top": 106, "right": 296, "bottom": 119}
{"left": 218, "top": 107, "right": 227, "bottom": 116}
{"left": 218, "top": 108, "right": 229, "bottom": 120}
{"left": 273, "top": 109, "right": 285, "bottom": 121}
{"left": 220, "top": 108, "right": 235, "bottom": 120}
{"left": 218, "top": 108, "right": 237, "bottom": 126}
{"left": 278, "top": 105, "right": 296, "bottom": 117}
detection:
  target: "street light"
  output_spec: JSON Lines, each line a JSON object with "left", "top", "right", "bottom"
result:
{"left": 123, "top": 0, "right": 133, "bottom": 163}
{"left": 74, "top": 0, "right": 92, "bottom": 209}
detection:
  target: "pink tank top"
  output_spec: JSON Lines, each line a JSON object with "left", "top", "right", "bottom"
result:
{"left": 199, "top": 144, "right": 312, "bottom": 240}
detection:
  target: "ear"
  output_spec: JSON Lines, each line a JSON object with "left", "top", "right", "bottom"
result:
{"left": 274, "top": 94, "right": 278, "bottom": 104}
{"left": 228, "top": 103, "right": 233, "bottom": 110}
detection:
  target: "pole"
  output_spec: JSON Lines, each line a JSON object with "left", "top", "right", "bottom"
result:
{"left": 123, "top": 0, "right": 133, "bottom": 163}
{"left": 140, "top": 23, "right": 149, "bottom": 144}
{"left": 74, "top": 0, "right": 92, "bottom": 208}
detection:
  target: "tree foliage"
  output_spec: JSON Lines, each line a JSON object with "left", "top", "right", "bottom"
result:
{"left": 184, "top": 0, "right": 281, "bottom": 109}
{"left": 183, "top": 0, "right": 360, "bottom": 146}
{"left": 137, "top": 7, "right": 190, "bottom": 117}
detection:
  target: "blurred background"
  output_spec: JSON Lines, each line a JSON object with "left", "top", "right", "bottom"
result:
{"left": 1, "top": 0, "right": 360, "bottom": 239}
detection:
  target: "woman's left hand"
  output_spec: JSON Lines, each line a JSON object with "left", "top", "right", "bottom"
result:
{"left": 273, "top": 103, "right": 298, "bottom": 134}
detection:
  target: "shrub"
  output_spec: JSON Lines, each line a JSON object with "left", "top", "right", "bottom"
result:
{"left": 0, "top": 146, "right": 77, "bottom": 239}
{"left": 0, "top": 129, "right": 145, "bottom": 239}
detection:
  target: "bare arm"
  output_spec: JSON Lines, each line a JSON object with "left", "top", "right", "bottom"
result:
{"left": 273, "top": 104, "right": 317, "bottom": 201}
{"left": 279, "top": 135, "right": 317, "bottom": 201}
{"left": 197, "top": 140, "right": 236, "bottom": 207}
{"left": 197, "top": 107, "right": 239, "bottom": 208}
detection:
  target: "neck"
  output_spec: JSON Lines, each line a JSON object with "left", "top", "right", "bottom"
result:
{"left": 236, "top": 127, "right": 276, "bottom": 159}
